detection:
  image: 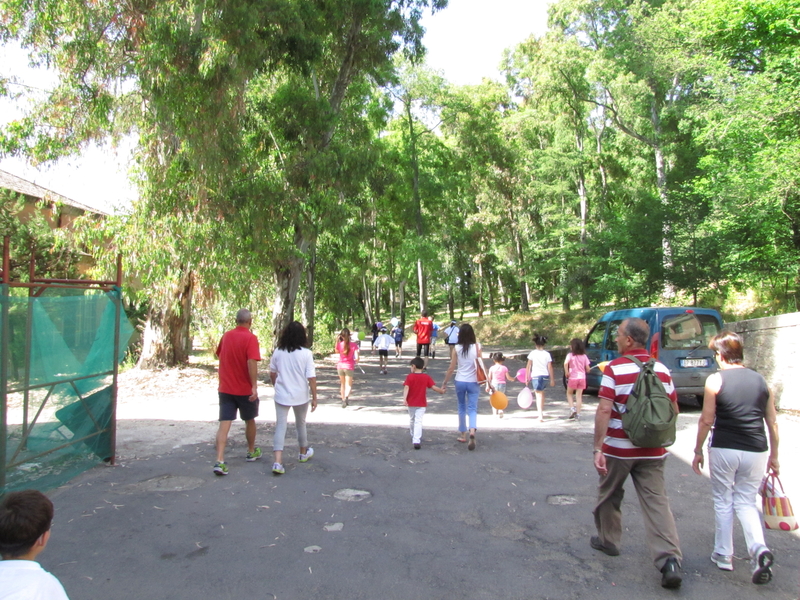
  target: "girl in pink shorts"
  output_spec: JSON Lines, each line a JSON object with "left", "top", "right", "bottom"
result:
{"left": 564, "top": 338, "right": 591, "bottom": 420}
{"left": 486, "top": 353, "right": 515, "bottom": 418}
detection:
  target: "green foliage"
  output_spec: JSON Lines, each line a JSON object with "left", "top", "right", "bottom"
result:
{"left": 0, "top": 190, "right": 81, "bottom": 281}
{"left": 4, "top": 0, "right": 800, "bottom": 367}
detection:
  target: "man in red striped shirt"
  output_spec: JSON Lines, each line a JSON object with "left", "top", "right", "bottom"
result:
{"left": 591, "top": 318, "right": 683, "bottom": 589}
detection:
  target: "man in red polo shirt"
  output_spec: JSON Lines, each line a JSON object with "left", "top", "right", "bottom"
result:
{"left": 413, "top": 310, "right": 434, "bottom": 370}
{"left": 213, "top": 309, "right": 262, "bottom": 476}
{"left": 591, "top": 317, "right": 683, "bottom": 589}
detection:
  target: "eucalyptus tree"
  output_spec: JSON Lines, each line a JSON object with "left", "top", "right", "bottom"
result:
{"left": 550, "top": 0, "right": 701, "bottom": 289}
{"left": 383, "top": 59, "right": 456, "bottom": 314}
{"left": 1, "top": 0, "right": 448, "bottom": 356}
{"left": 438, "top": 80, "right": 530, "bottom": 312}
{"left": 685, "top": 0, "right": 800, "bottom": 307}
{"left": 504, "top": 31, "right": 602, "bottom": 309}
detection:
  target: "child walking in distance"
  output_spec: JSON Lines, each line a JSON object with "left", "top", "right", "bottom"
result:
{"left": 373, "top": 327, "right": 394, "bottom": 374}
{"left": 526, "top": 333, "right": 554, "bottom": 421}
{"left": 0, "top": 490, "right": 70, "bottom": 599}
{"left": 487, "top": 353, "right": 515, "bottom": 418}
{"left": 336, "top": 328, "right": 359, "bottom": 408}
{"left": 391, "top": 323, "right": 404, "bottom": 357}
{"left": 404, "top": 357, "right": 445, "bottom": 449}
{"left": 564, "top": 338, "right": 591, "bottom": 420}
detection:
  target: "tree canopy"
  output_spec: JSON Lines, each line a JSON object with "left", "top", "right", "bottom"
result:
{"left": 2, "top": 0, "right": 798, "bottom": 361}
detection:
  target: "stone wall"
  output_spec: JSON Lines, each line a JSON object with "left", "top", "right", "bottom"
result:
{"left": 727, "top": 312, "right": 800, "bottom": 411}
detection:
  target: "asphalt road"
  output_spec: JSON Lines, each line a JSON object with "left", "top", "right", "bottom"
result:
{"left": 43, "top": 348, "right": 800, "bottom": 600}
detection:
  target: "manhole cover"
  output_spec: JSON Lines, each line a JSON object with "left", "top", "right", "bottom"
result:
{"left": 125, "top": 475, "right": 205, "bottom": 493}
{"left": 333, "top": 488, "right": 372, "bottom": 502}
{"left": 547, "top": 494, "right": 578, "bottom": 506}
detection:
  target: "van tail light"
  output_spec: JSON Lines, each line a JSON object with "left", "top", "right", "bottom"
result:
{"left": 649, "top": 332, "right": 660, "bottom": 360}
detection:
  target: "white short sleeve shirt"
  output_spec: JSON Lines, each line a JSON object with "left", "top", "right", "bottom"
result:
{"left": 0, "top": 560, "right": 70, "bottom": 600}
{"left": 269, "top": 347, "right": 316, "bottom": 406}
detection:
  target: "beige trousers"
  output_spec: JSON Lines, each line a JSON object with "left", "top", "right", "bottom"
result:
{"left": 593, "top": 455, "right": 682, "bottom": 570}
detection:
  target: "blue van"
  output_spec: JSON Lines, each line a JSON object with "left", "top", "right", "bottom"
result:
{"left": 584, "top": 307, "right": 724, "bottom": 397}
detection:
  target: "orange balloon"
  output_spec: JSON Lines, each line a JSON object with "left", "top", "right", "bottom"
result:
{"left": 597, "top": 361, "right": 609, "bottom": 373}
{"left": 490, "top": 391, "right": 509, "bottom": 410}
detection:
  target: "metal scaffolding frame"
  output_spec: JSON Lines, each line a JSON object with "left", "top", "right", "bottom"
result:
{"left": 0, "top": 235, "right": 124, "bottom": 491}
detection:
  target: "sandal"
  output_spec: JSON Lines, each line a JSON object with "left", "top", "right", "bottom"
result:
{"left": 468, "top": 434, "right": 476, "bottom": 451}
{"left": 457, "top": 435, "right": 468, "bottom": 443}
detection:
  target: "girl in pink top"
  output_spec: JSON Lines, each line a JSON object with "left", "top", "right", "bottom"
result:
{"left": 487, "top": 353, "right": 515, "bottom": 418}
{"left": 335, "top": 328, "right": 359, "bottom": 408}
{"left": 564, "top": 338, "right": 591, "bottom": 420}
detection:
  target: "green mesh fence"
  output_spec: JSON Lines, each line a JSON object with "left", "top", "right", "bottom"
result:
{"left": 1, "top": 285, "right": 134, "bottom": 494}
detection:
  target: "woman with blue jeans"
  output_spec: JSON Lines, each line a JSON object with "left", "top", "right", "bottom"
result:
{"left": 441, "top": 323, "right": 484, "bottom": 451}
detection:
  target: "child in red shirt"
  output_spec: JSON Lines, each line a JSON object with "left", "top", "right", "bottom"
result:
{"left": 403, "top": 357, "right": 444, "bottom": 449}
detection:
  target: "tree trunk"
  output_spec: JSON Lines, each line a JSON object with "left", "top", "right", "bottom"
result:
{"left": 374, "top": 278, "right": 381, "bottom": 322}
{"left": 303, "top": 243, "right": 316, "bottom": 346}
{"left": 362, "top": 274, "right": 374, "bottom": 327}
{"left": 271, "top": 225, "right": 310, "bottom": 349}
{"left": 448, "top": 286, "right": 455, "bottom": 321}
{"left": 417, "top": 259, "right": 427, "bottom": 314}
{"left": 477, "top": 260, "right": 485, "bottom": 317}
{"left": 517, "top": 255, "right": 529, "bottom": 311}
{"left": 398, "top": 279, "right": 406, "bottom": 327}
{"left": 488, "top": 269, "right": 496, "bottom": 315}
{"left": 137, "top": 269, "right": 193, "bottom": 369}
{"left": 272, "top": 257, "right": 302, "bottom": 348}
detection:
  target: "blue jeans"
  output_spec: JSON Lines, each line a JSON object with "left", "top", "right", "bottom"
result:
{"left": 455, "top": 380, "right": 480, "bottom": 432}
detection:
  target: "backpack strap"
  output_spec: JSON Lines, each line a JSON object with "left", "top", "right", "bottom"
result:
{"left": 613, "top": 355, "right": 646, "bottom": 414}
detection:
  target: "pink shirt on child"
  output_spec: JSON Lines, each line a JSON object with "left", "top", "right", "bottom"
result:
{"left": 489, "top": 364, "right": 509, "bottom": 386}
{"left": 566, "top": 353, "right": 590, "bottom": 380}
{"left": 336, "top": 340, "right": 358, "bottom": 370}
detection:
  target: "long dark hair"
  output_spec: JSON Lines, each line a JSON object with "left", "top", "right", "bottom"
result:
{"left": 277, "top": 321, "right": 308, "bottom": 352}
{"left": 458, "top": 323, "right": 477, "bottom": 357}
{"left": 337, "top": 328, "right": 351, "bottom": 354}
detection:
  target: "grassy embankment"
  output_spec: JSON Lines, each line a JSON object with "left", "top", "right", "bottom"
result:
{"left": 466, "top": 308, "right": 601, "bottom": 351}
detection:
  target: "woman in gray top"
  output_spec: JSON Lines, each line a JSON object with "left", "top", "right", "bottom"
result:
{"left": 692, "top": 330, "right": 779, "bottom": 585}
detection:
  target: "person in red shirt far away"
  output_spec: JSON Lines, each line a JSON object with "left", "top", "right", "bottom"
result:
{"left": 591, "top": 317, "right": 683, "bottom": 590}
{"left": 413, "top": 310, "right": 434, "bottom": 370}
{"left": 403, "top": 357, "right": 444, "bottom": 449}
{"left": 213, "top": 309, "right": 262, "bottom": 476}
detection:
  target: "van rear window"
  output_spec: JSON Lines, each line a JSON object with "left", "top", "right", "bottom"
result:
{"left": 661, "top": 314, "right": 721, "bottom": 350}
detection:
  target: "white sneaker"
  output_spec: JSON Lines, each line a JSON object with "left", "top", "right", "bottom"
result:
{"left": 751, "top": 545, "right": 773, "bottom": 584}
{"left": 299, "top": 448, "right": 314, "bottom": 463}
{"left": 272, "top": 462, "right": 285, "bottom": 475}
{"left": 711, "top": 552, "right": 733, "bottom": 571}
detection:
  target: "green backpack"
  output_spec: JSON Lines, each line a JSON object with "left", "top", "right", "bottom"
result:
{"left": 621, "top": 356, "right": 678, "bottom": 448}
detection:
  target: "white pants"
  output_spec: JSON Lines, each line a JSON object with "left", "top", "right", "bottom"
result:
{"left": 408, "top": 407, "right": 425, "bottom": 444}
{"left": 709, "top": 446, "right": 768, "bottom": 557}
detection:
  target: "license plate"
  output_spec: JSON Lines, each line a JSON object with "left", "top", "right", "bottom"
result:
{"left": 680, "top": 358, "right": 707, "bottom": 368}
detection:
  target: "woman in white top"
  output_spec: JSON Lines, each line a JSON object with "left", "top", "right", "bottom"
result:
{"left": 269, "top": 321, "right": 318, "bottom": 475}
{"left": 441, "top": 323, "right": 484, "bottom": 451}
